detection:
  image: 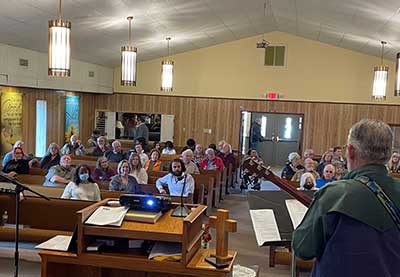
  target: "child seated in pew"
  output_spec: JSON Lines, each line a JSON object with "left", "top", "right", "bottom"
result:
{"left": 61, "top": 165, "right": 101, "bottom": 201}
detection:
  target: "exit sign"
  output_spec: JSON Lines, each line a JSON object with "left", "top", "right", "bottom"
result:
{"left": 267, "top": 92, "right": 279, "bottom": 99}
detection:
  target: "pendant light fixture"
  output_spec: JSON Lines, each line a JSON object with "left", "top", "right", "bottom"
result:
{"left": 161, "top": 37, "right": 174, "bottom": 92}
{"left": 395, "top": 52, "right": 400, "bottom": 96}
{"left": 48, "top": 0, "right": 71, "bottom": 77}
{"left": 121, "top": 16, "right": 137, "bottom": 86}
{"left": 372, "top": 41, "right": 388, "bottom": 100}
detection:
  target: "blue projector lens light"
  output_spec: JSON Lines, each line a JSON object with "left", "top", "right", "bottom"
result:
{"left": 146, "top": 199, "right": 154, "bottom": 206}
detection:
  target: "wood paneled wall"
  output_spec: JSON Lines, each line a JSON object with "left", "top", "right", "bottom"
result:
{"left": 6, "top": 86, "right": 400, "bottom": 156}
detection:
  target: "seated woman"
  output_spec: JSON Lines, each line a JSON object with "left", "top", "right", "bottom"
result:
{"left": 128, "top": 153, "right": 148, "bottom": 184}
{"left": 281, "top": 152, "right": 304, "bottom": 180}
{"left": 61, "top": 165, "right": 101, "bottom": 201}
{"left": 241, "top": 149, "right": 263, "bottom": 190}
{"left": 316, "top": 151, "right": 333, "bottom": 176}
{"left": 333, "top": 161, "right": 347, "bottom": 180}
{"left": 109, "top": 160, "right": 140, "bottom": 193}
{"left": 40, "top": 143, "right": 61, "bottom": 170}
{"left": 193, "top": 144, "right": 204, "bottom": 165}
{"left": 299, "top": 172, "right": 317, "bottom": 191}
{"left": 387, "top": 152, "right": 400, "bottom": 173}
{"left": 161, "top": 141, "right": 176, "bottom": 155}
{"left": 144, "top": 149, "right": 163, "bottom": 172}
{"left": 2, "top": 147, "right": 30, "bottom": 177}
{"left": 217, "top": 143, "right": 235, "bottom": 168}
{"left": 92, "top": 157, "right": 116, "bottom": 182}
{"left": 91, "top": 136, "right": 110, "bottom": 156}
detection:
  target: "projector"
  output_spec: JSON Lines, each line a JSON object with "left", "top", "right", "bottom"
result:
{"left": 119, "top": 194, "right": 172, "bottom": 213}
{"left": 256, "top": 39, "right": 270, "bottom": 49}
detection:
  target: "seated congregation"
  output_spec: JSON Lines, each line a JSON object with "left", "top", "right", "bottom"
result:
{"left": 1, "top": 136, "right": 239, "bottom": 207}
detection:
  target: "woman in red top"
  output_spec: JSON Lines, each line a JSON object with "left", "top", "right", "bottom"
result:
{"left": 199, "top": 148, "right": 224, "bottom": 171}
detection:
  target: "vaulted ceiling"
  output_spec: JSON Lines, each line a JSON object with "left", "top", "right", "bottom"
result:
{"left": 1, "top": 0, "right": 400, "bottom": 67}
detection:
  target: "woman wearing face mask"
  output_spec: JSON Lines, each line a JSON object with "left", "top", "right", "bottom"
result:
{"left": 298, "top": 172, "right": 317, "bottom": 191}
{"left": 61, "top": 165, "right": 101, "bottom": 201}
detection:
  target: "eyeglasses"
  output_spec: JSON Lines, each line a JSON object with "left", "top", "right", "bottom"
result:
{"left": 15, "top": 152, "right": 23, "bottom": 155}
{"left": 324, "top": 171, "right": 334, "bottom": 173}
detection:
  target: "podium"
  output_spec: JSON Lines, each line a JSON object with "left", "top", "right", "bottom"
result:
{"left": 39, "top": 199, "right": 237, "bottom": 277}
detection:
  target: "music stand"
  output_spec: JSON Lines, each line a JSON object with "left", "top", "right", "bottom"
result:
{"left": 171, "top": 175, "right": 189, "bottom": 217}
{"left": 0, "top": 173, "right": 50, "bottom": 277}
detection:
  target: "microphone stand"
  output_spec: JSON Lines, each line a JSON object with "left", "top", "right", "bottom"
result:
{"left": 171, "top": 174, "right": 189, "bottom": 217}
{"left": 0, "top": 172, "right": 50, "bottom": 277}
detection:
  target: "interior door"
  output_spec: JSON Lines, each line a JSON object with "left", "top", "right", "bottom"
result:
{"left": 246, "top": 112, "right": 302, "bottom": 166}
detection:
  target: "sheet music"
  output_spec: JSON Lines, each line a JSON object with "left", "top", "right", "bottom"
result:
{"left": 285, "top": 199, "right": 308, "bottom": 229}
{"left": 35, "top": 235, "right": 72, "bottom": 251}
{"left": 85, "top": 206, "right": 129, "bottom": 226}
{"left": 249, "top": 209, "right": 281, "bottom": 246}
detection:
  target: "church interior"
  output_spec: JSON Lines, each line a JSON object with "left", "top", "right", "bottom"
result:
{"left": 0, "top": 0, "right": 400, "bottom": 276}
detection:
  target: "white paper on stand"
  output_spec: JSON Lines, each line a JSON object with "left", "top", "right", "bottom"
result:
{"left": 249, "top": 209, "right": 281, "bottom": 246}
{"left": 85, "top": 206, "right": 129, "bottom": 226}
{"left": 285, "top": 199, "right": 308, "bottom": 229}
{"left": 35, "top": 235, "right": 72, "bottom": 251}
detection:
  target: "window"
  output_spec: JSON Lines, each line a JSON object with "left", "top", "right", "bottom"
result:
{"left": 35, "top": 100, "right": 47, "bottom": 157}
{"left": 261, "top": 116, "right": 267, "bottom": 137}
{"left": 284, "top": 117, "right": 292, "bottom": 139}
{"left": 265, "top": 45, "right": 286, "bottom": 67}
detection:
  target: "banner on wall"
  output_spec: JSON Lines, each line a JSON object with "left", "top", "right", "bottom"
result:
{"left": 1, "top": 91, "right": 23, "bottom": 154}
{"left": 65, "top": 95, "right": 80, "bottom": 143}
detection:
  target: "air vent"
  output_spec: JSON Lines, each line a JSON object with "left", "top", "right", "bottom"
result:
{"left": 88, "top": 71, "right": 95, "bottom": 78}
{"left": 19, "top": 59, "right": 29, "bottom": 67}
{"left": 265, "top": 45, "right": 286, "bottom": 67}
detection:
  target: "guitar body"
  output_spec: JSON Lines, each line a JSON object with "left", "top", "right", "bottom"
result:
{"left": 242, "top": 158, "right": 313, "bottom": 207}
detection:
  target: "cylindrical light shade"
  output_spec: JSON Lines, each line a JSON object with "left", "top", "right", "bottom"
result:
{"left": 395, "top": 53, "right": 400, "bottom": 96}
{"left": 161, "top": 60, "right": 174, "bottom": 92}
{"left": 48, "top": 19, "right": 71, "bottom": 77}
{"left": 372, "top": 66, "right": 389, "bottom": 100}
{"left": 121, "top": 46, "right": 137, "bottom": 86}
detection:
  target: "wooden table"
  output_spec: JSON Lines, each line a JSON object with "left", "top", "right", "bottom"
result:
{"left": 39, "top": 199, "right": 236, "bottom": 277}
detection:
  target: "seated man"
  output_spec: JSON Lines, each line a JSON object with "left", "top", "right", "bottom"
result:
{"left": 181, "top": 149, "right": 200, "bottom": 175}
{"left": 60, "top": 135, "right": 86, "bottom": 156}
{"left": 304, "top": 148, "right": 318, "bottom": 167}
{"left": 156, "top": 159, "right": 195, "bottom": 199}
{"left": 105, "top": 140, "right": 125, "bottom": 163}
{"left": 199, "top": 148, "right": 225, "bottom": 171}
{"left": 291, "top": 158, "right": 320, "bottom": 182}
{"left": 331, "top": 146, "right": 347, "bottom": 168}
{"left": 316, "top": 164, "right": 336, "bottom": 188}
{"left": 43, "top": 155, "right": 75, "bottom": 187}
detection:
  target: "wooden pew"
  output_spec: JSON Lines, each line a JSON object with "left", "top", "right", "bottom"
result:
{"left": 199, "top": 170, "right": 221, "bottom": 208}
{"left": 0, "top": 195, "right": 93, "bottom": 243}
{"left": 16, "top": 174, "right": 46, "bottom": 185}
{"left": 29, "top": 168, "right": 48, "bottom": 175}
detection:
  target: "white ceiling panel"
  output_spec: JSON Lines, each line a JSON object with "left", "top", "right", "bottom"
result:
{"left": 1, "top": 0, "right": 400, "bottom": 66}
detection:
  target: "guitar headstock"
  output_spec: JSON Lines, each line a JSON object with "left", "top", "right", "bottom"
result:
{"left": 242, "top": 158, "right": 276, "bottom": 181}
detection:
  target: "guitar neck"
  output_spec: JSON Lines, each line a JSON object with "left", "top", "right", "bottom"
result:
{"left": 243, "top": 159, "right": 313, "bottom": 207}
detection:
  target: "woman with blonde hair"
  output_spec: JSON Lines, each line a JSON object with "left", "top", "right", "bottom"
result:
{"left": 109, "top": 160, "right": 140, "bottom": 193}
{"left": 129, "top": 153, "right": 148, "bottom": 184}
{"left": 40, "top": 143, "right": 61, "bottom": 169}
{"left": 387, "top": 151, "right": 400, "bottom": 173}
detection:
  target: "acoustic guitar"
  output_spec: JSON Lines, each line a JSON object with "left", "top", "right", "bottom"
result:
{"left": 242, "top": 158, "right": 313, "bottom": 207}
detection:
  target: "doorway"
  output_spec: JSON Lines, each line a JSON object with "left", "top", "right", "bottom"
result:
{"left": 240, "top": 111, "right": 303, "bottom": 166}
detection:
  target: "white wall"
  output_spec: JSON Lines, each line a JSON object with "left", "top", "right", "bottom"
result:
{"left": 0, "top": 43, "right": 113, "bottom": 93}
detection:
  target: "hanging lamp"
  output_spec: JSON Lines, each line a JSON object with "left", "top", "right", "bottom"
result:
{"left": 395, "top": 52, "right": 400, "bottom": 96}
{"left": 121, "top": 16, "right": 137, "bottom": 86}
{"left": 161, "top": 37, "right": 174, "bottom": 92}
{"left": 48, "top": 0, "right": 71, "bottom": 77}
{"left": 372, "top": 41, "right": 388, "bottom": 100}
